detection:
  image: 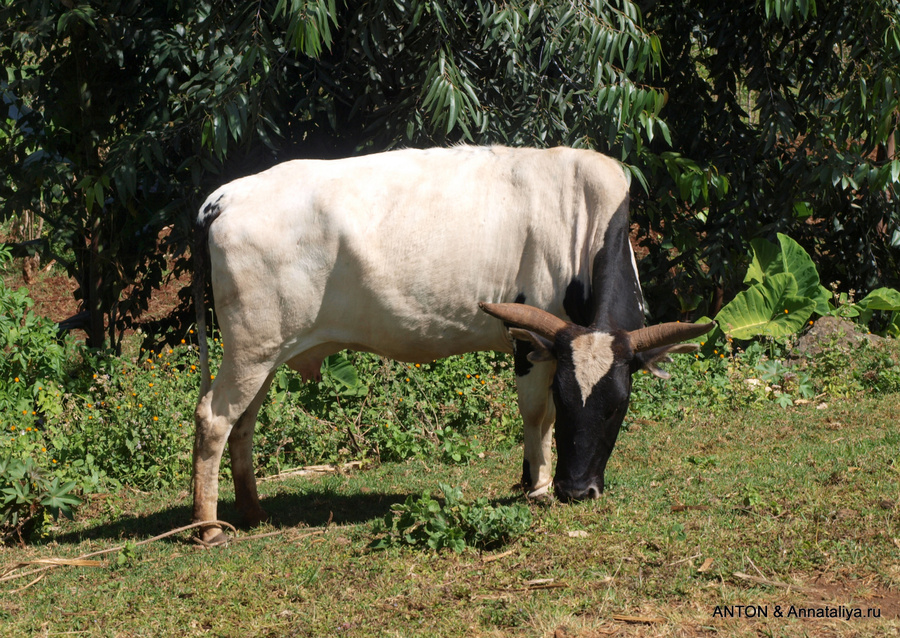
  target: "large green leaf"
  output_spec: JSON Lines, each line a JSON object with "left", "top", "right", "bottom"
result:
{"left": 744, "top": 234, "right": 831, "bottom": 316}
{"left": 856, "top": 287, "right": 900, "bottom": 328}
{"left": 716, "top": 272, "right": 817, "bottom": 340}
{"left": 321, "top": 353, "right": 368, "bottom": 397}
{"left": 857, "top": 287, "right": 900, "bottom": 311}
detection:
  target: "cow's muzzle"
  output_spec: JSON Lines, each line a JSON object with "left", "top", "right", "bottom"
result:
{"left": 554, "top": 481, "right": 602, "bottom": 502}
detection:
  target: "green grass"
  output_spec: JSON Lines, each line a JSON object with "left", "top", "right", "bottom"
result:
{"left": 3, "top": 395, "right": 898, "bottom": 637}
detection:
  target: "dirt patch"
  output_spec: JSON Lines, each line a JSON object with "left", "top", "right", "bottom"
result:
{"left": 2, "top": 246, "right": 191, "bottom": 341}
{"left": 806, "top": 574, "right": 900, "bottom": 621}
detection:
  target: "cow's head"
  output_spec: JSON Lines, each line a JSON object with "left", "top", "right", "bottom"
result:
{"left": 479, "top": 302, "right": 714, "bottom": 501}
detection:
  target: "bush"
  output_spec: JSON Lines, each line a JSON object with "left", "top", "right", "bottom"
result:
{"left": 370, "top": 483, "right": 532, "bottom": 553}
{"left": 0, "top": 455, "right": 80, "bottom": 544}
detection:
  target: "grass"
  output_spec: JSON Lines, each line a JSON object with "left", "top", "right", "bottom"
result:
{"left": 2, "top": 394, "right": 898, "bottom": 637}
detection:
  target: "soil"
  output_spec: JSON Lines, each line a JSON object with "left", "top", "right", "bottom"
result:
{"left": 2, "top": 255, "right": 191, "bottom": 340}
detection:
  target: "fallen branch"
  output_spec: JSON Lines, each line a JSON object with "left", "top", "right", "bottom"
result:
{"left": 612, "top": 614, "right": 666, "bottom": 624}
{"left": 257, "top": 461, "right": 365, "bottom": 483}
{"left": 8, "top": 574, "right": 43, "bottom": 594}
{"left": 481, "top": 549, "right": 516, "bottom": 564}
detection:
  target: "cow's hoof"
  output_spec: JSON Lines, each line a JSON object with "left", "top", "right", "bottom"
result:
{"left": 526, "top": 483, "right": 554, "bottom": 502}
{"left": 197, "top": 528, "right": 230, "bottom": 547}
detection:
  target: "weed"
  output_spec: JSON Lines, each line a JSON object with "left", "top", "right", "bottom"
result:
{"left": 370, "top": 483, "right": 532, "bottom": 552}
{"left": 0, "top": 455, "right": 80, "bottom": 544}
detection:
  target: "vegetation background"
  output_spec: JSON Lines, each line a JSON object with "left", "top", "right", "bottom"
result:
{"left": 2, "top": 0, "right": 898, "bottom": 350}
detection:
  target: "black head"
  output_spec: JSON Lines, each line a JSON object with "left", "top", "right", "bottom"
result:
{"left": 484, "top": 302, "right": 714, "bottom": 503}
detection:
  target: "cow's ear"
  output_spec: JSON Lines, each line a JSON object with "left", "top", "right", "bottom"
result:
{"left": 633, "top": 343, "right": 699, "bottom": 379}
{"left": 509, "top": 327, "right": 556, "bottom": 362}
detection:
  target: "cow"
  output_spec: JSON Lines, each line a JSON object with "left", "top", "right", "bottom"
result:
{"left": 191, "top": 145, "right": 713, "bottom": 544}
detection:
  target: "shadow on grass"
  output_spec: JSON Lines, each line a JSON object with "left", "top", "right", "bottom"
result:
{"left": 52, "top": 487, "right": 414, "bottom": 546}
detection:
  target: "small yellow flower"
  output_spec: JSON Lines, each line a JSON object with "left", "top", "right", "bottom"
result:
{"left": 10, "top": 426, "right": 15, "bottom": 431}
{"left": 181, "top": 339, "right": 186, "bottom": 344}
{"left": 14, "top": 377, "right": 19, "bottom": 383}
{"left": 52, "top": 459, "right": 57, "bottom": 464}
{"left": 149, "top": 382, "right": 154, "bottom": 387}
{"left": 784, "top": 309, "right": 789, "bottom": 314}
{"left": 153, "top": 416, "right": 159, "bottom": 421}
{"left": 41, "top": 447, "right": 46, "bottom": 452}
{"left": 415, "top": 363, "right": 420, "bottom": 368}
{"left": 190, "top": 329, "right": 194, "bottom": 334}
{"left": 458, "top": 390, "right": 463, "bottom": 395}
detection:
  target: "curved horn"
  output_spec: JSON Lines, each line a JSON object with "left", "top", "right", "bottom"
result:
{"left": 478, "top": 302, "right": 569, "bottom": 341}
{"left": 628, "top": 321, "right": 716, "bottom": 353}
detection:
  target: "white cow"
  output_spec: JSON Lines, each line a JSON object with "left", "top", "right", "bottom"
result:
{"left": 192, "top": 146, "right": 712, "bottom": 544}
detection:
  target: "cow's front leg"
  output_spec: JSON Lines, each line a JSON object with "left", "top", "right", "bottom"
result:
{"left": 513, "top": 345, "right": 556, "bottom": 498}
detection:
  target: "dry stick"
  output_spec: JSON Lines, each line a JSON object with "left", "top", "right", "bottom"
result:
{"left": 257, "top": 461, "right": 365, "bottom": 483}
{"left": 481, "top": 549, "right": 516, "bottom": 564}
{"left": 1, "top": 520, "right": 236, "bottom": 585}
{"left": 9, "top": 574, "right": 44, "bottom": 594}
{"left": 611, "top": 614, "right": 666, "bottom": 624}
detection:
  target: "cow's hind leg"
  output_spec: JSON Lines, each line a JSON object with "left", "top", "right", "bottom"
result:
{"left": 228, "top": 372, "right": 275, "bottom": 528}
{"left": 193, "top": 358, "right": 273, "bottom": 545}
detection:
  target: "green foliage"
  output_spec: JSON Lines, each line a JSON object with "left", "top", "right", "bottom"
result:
{"left": 0, "top": 455, "right": 80, "bottom": 544}
{"left": 0, "top": 247, "right": 74, "bottom": 418}
{"left": 258, "top": 350, "right": 514, "bottom": 472}
{"left": 370, "top": 483, "right": 532, "bottom": 552}
{"left": 638, "top": 0, "right": 900, "bottom": 320}
{"left": 715, "top": 234, "right": 829, "bottom": 340}
{"left": 827, "top": 286, "right": 900, "bottom": 336}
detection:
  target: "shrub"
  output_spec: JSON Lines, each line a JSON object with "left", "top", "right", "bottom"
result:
{"left": 370, "top": 483, "right": 532, "bottom": 552}
{"left": 0, "top": 455, "right": 80, "bottom": 545}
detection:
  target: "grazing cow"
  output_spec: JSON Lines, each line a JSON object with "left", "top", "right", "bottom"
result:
{"left": 192, "top": 146, "right": 713, "bottom": 544}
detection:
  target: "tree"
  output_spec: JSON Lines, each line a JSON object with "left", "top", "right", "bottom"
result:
{"left": 3, "top": 0, "right": 897, "bottom": 349}
{"left": 636, "top": 0, "right": 900, "bottom": 319}
{"left": 2, "top": 0, "right": 671, "bottom": 349}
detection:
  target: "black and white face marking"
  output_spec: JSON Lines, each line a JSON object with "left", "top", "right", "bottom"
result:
{"left": 569, "top": 331, "right": 616, "bottom": 406}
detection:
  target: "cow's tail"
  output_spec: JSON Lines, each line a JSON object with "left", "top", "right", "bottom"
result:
{"left": 193, "top": 196, "right": 224, "bottom": 398}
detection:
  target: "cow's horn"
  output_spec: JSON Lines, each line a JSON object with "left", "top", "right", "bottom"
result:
{"left": 478, "top": 302, "right": 569, "bottom": 341}
{"left": 628, "top": 321, "right": 716, "bottom": 353}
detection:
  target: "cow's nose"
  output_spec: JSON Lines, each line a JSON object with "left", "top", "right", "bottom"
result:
{"left": 554, "top": 481, "right": 602, "bottom": 502}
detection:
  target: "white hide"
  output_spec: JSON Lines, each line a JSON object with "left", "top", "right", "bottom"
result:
{"left": 199, "top": 146, "right": 630, "bottom": 375}
{"left": 570, "top": 332, "right": 616, "bottom": 406}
